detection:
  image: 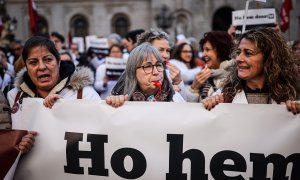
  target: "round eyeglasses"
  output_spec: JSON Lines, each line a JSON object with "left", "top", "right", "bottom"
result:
{"left": 137, "top": 62, "right": 164, "bottom": 74}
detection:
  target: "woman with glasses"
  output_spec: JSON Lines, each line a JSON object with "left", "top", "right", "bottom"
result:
{"left": 111, "top": 29, "right": 182, "bottom": 97}
{"left": 202, "top": 28, "right": 300, "bottom": 114}
{"left": 170, "top": 42, "right": 202, "bottom": 86}
{"left": 94, "top": 44, "right": 124, "bottom": 99}
{"left": 106, "top": 43, "right": 185, "bottom": 107}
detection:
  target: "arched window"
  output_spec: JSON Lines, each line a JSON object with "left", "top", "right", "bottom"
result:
{"left": 70, "top": 14, "right": 89, "bottom": 37}
{"left": 111, "top": 14, "right": 130, "bottom": 37}
{"left": 36, "top": 16, "right": 48, "bottom": 36}
{"left": 212, "top": 7, "right": 234, "bottom": 31}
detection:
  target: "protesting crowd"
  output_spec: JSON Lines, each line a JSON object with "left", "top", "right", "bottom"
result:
{"left": 0, "top": 23, "right": 300, "bottom": 169}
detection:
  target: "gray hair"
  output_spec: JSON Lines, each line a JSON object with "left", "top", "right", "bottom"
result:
{"left": 137, "top": 29, "right": 170, "bottom": 46}
{"left": 124, "top": 42, "right": 168, "bottom": 98}
{"left": 107, "top": 33, "right": 122, "bottom": 45}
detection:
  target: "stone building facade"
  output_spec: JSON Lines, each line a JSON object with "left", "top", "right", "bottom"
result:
{"left": 6, "top": 0, "right": 300, "bottom": 43}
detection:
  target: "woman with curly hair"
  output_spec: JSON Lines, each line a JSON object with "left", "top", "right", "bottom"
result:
{"left": 187, "top": 31, "right": 234, "bottom": 102}
{"left": 202, "top": 27, "right": 300, "bottom": 114}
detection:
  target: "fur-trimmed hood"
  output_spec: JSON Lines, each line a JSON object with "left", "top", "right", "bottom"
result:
{"left": 68, "top": 66, "right": 95, "bottom": 90}
{"left": 14, "top": 62, "right": 94, "bottom": 96}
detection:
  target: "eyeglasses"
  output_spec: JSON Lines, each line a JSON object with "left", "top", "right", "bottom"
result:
{"left": 137, "top": 62, "right": 164, "bottom": 74}
{"left": 181, "top": 50, "right": 193, "bottom": 53}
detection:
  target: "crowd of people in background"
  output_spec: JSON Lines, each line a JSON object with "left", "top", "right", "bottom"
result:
{"left": 0, "top": 25, "right": 300, "bottom": 153}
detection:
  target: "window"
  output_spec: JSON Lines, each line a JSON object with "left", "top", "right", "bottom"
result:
{"left": 111, "top": 14, "right": 130, "bottom": 37}
{"left": 71, "top": 14, "right": 89, "bottom": 37}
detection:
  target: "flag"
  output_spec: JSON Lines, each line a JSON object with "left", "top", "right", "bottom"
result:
{"left": 280, "top": 0, "right": 293, "bottom": 32}
{"left": 28, "top": 0, "right": 38, "bottom": 36}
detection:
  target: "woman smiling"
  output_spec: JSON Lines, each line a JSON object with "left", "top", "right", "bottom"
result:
{"left": 202, "top": 28, "right": 300, "bottom": 114}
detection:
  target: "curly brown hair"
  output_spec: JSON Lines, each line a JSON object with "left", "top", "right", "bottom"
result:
{"left": 222, "top": 28, "right": 300, "bottom": 103}
{"left": 199, "top": 31, "right": 233, "bottom": 62}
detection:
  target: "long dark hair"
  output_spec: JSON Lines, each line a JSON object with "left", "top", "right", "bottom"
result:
{"left": 222, "top": 28, "right": 300, "bottom": 103}
{"left": 171, "top": 42, "right": 196, "bottom": 68}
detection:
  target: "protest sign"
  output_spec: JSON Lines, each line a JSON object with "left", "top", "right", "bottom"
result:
{"left": 105, "top": 57, "right": 127, "bottom": 79}
{"left": 13, "top": 99, "right": 300, "bottom": 180}
{"left": 233, "top": 8, "right": 276, "bottom": 33}
{"left": 85, "top": 36, "right": 109, "bottom": 55}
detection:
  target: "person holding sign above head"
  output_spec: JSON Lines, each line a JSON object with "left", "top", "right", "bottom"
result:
{"left": 202, "top": 28, "right": 300, "bottom": 114}
{"left": 106, "top": 43, "right": 185, "bottom": 108}
{"left": 94, "top": 44, "right": 124, "bottom": 99}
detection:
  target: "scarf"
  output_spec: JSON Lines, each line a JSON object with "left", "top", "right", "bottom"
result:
{"left": 200, "top": 77, "right": 218, "bottom": 100}
{"left": 131, "top": 80, "right": 173, "bottom": 102}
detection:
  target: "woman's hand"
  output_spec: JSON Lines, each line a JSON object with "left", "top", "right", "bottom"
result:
{"left": 43, "top": 94, "right": 62, "bottom": 109}
{"left": 106, "top": 94, "right": 129, "bottom": 108}
{"left": 202, "top": 94, "right": 224, "bottom": 110}
{"left": 18, "top": 131, "right": 38, "bottom": 153}
{"left": 166, "top": 63, "right": 182, "bottom": 85}
{"left": 190, "top": 68, "right": 212, "bottom": 90}
{"left": 285, "top": 100, "right": 300, "bottom": 114}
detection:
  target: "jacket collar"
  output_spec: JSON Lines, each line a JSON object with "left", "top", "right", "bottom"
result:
{"left": 14, "top": 61, "right": 94, "bottom": 97}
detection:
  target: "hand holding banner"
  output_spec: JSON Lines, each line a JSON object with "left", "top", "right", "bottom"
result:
{"left": 12, "top": 99, "right": 300, "bottom": 180}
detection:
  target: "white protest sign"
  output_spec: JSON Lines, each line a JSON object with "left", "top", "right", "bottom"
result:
{"left": 233, "top": 8, "right": 276, "bottom": 26}
{"left": 72, "top": 37, "right": 85, "bottom": 53}
{"left": 85, "top": 36, "right": 109, "bottom": 55}
{"left": 85, "top": 35, "right": 97, "bottom": 50}
{"left": 14, "top": 99, "right": 300, "bottom": 180}
{"left": 88, "top": 38, "right": 109, "bottom": 49}
{"left": 105, "top": 57, "right": 127, "bottom": 79}
{"left": 105, "top": 57, "right": 127, "bottom": 69}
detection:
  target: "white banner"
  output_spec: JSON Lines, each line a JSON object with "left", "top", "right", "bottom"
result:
{"left": 14, "top": 99, "right": 300, "bottom": 180}
{"left": 232, "top": 8, "right": 276, "bottom": 26}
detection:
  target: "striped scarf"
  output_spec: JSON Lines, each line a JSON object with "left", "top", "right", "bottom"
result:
{"left": 200, "top": 78, "right": 218, "bottom": 100}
